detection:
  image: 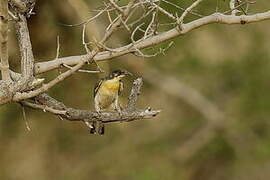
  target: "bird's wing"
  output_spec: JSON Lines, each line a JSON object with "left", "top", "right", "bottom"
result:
{"left": 118, "top": 80, "right": 124, "bottom": 96}
{"left": 94, "top": 78, "right": 104, "bottom": 98}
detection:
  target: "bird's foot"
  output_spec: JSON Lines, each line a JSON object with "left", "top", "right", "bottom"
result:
{"left": 84, "top": 121, "right": 96, "bottom": 134}
{"left": 89, "top": 126, "right": 96, "bottom": 134}
{"left": 97, "top": 123, "right": 105, "bottom": 135}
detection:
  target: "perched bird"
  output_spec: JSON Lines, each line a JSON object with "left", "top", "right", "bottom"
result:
{"left": 90, "top": 69, "right": 132, "bottom": 134}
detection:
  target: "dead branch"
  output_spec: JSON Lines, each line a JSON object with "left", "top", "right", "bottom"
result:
{"left": 100, "top": 0, "right": 137, "bottom": 44}
{"left": 13, "top": 52, "right": 98, "bottom": 101}
{"left": 34, "top": 11, "right": 270, "bottom": 75}
{"left": 0, "top": 0, "right": 269, "bottom": 137}
{"left": 9, "top": 0, "right": 27, "bottom": 13}
{"left": 178, "top": 0, "right": 204, "bottom": 25}
{"left": 22, "top": 78, "right": 160, "bottom": 126}
{"left": 0, "top": 0, "right": 11, "bottom": 81}
{"left": 161, "top": 0, "right": 203, "bottom": 18}
{"left": 152, "top": 3, "right": 177, "bottom": 21}
{"left": 230, "top": 0, "right": 241, "bottom": 16}
{"left": 127, "top": 77, "right": 143, "bottom": 110}
{"left": 15, "top": 14, "right": 34, "bottom": 79}
{"left": 61, "top": 64, "right": 101, "bottom": 74}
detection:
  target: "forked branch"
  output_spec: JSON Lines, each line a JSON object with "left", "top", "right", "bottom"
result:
{"left": 22, "top": 78, "right": 160, "bottom": 127}
{"left": 34, "top": 11, "right": 270, "bottom": 75}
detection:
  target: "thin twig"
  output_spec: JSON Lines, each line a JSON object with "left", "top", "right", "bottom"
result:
{"left": 152, "top": 3, "right": 177, "bottom": 21}
{"left": 62, "top": 64, "right": 101, "bottom": 74}
{"left": 35, "top": 11, "right": 270, "bottom": 75}
{"left": 178, "top": 0, "right": 204, "bottom": 25}
{"left": 21, "top": 101, "right": 67, "bottom": 115}
{"left": 144, "top": 11, "right": 156, "bottom": 39}
{"left": 13, "top": 52, "right": 98, "bottom": 101}
{"left": 161, "top": 0, "right": 203, "bottom": 17}
{"left": 108, "top": 0, "right": 124, "bottom": 14}
{"left": 100, "top": 0, "right": 138, "bottom": 44}
{"left": 224, "top": 2, "right": 246, "bottom": 14}
{"left": 21, "top": 104, "right": 31, "bottom": 131}
{"left": 55, "top": 35, "right": 60, "bottom": 59}
{"left": 82, "top": 24, "right": 90, "bottom": 54}
{"left": 230, "top": 0, "right": 238, "bottom": 16}
{"left": 58, "top": 7, "right": 108, "bottom": 27}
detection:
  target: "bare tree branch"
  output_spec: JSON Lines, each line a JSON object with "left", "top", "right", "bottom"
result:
{"left": 15, "top": 14, "right": 34, "bottom": 79}
{"left": 230, "top": 0, "right": 239, "bottom": 15}
{"left": 224, "top": 1, "right": 247, "bottom": 14}
{"left": 0, "top": 0, "right": 269, "bottom": 131}
{"left": 0, "top": 81, "right": 13, "bottom": 104}
{"left": 100, "top": 0, "right": 137, "bottom": 44}
{"left": 13, "top": 52, "right": 97, "bottom": 101}
{"left": 35, "top": 11, "right": 270, "bottom": 75}
{"left": 22, "top": 78, "right": 160, "bottom": 126}
{"left": 127, "top": 77, "right": 143, "bottom": 110}
{"left": 108, "top": 0, "right": 123, "bottom": 14}
{"left": 9, "top": 0, "right": 27, "bottom": 13}
{"left": 0, "top": 0, "right": 11, "bottom": 81}
{"left": 152, "top": 3, "right": 177, "bottom": 21}
{"left": 21, "top": 100, "right": 67, "bottom": 115}
{"left": 178, "top": 0, "right": 204, "bottom": 25}
{"left": 161, "top": 0, "right": 203, "bottom": 18}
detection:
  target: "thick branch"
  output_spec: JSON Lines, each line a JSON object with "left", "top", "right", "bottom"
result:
{"left": 9, "top": 0, "right": 35, "bottom": 15}
{"left": 0, "top": 80, "right": 13, "bottom": 104}
{"left": 15, "top": 14, "right": 34, "bottom": 78}
{"left": 127, "top": 77, "right": 143, "bottom": 110}
{"left": 9, "top": 0, "right": 27, "bottom": 13}
{"left": 35, "top": 11, "right": 270, "bottom": 74}
{"left": 2, "top": 7, "right": 270, "bottom": 106}
{"left": 0, "top": 0, "right": 11, "bottom": 81}
{"left": 23, "top": 78, "right": 160, "bottom": 124}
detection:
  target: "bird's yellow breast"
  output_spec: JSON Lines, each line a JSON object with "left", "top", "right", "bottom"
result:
{"left": 100, "top": 78, "right": 120, "bottom": 94}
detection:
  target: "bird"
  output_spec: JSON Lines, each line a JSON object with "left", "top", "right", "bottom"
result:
{"left": 89, "top": 69, "right": 132, "bottom": 135}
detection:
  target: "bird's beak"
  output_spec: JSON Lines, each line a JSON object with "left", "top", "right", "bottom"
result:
{"left": 118, "top": 70, "right": 133, "bottom": 78}
{"left": 123, "top": 70, "right": 133, "bottom": 76}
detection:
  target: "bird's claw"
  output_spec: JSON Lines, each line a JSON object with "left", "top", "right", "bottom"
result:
{"left": 89, "top": 126, "right": 96, "bottom": 134}
{"left": 84, "top": 121, "right": 97, "bottom": 134}
{"left": 98, "top": 123, "right": 105, "bottom": 135}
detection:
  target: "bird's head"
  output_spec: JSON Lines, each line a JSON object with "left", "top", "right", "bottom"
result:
{"left": 108, "top": 69, "right": 132, "bottom": 79}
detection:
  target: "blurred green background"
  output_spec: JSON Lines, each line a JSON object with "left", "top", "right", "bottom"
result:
{"left": 1, "top": 0, "right": 270, "bottom": 179}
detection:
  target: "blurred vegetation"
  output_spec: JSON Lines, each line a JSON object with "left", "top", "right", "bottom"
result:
{"left": 1, "top": 0, "right": 270, "bottom": 179}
